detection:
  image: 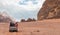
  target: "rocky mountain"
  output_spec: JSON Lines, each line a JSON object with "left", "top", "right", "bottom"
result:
{"left": 0, "top": 12, "right": 13, "bottom": 22}
{"left": 38, "top": 0, "right": 60, "bottom": 20}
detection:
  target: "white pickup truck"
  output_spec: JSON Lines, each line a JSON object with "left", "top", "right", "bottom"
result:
{"left": 9, "top": 22, "right": 18, "bottom": 32}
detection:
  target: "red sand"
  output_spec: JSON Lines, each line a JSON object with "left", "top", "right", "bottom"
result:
{"left": 0, "top": 19, "right": 60, "bottom": 35}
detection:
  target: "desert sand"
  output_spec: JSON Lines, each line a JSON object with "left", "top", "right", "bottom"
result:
{"left": 0, "top": 19, "right": 60, "bottom": 35}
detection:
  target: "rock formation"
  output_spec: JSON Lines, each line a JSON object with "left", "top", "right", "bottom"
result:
{"left": 0, "top": 12, "right": 13, "bottom": 22}
{"left": 21, "top": 19, "right": 26, "bottom": 22}
{"left": 21, "top": 18, "right": 36, "bottom": 22}
{"left": 38, "top": 0, "right": 60, "bottom": 20}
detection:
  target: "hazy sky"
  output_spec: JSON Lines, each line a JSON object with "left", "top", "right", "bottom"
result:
{"left": 0, "top": 0, "right": 45, "bottom": 21}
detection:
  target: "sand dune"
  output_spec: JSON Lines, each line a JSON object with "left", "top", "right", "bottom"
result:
{"left": 0, "top": 19, "right": 60, "bottom": 35}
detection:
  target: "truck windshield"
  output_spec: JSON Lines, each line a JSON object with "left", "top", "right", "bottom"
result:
{"left": 10, "top": 23, "right": 15, "bottom": 26}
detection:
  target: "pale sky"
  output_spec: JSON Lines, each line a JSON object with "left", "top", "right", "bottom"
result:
{"left": 0, "top": 0, "right": 45, "bottom": 21}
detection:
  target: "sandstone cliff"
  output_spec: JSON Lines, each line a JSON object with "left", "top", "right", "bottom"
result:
{"left": 0, "top": 12, "right": 13, "bottom": 22}
{"left": 38, "top": 0, "right": 60, "bottom": 20}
